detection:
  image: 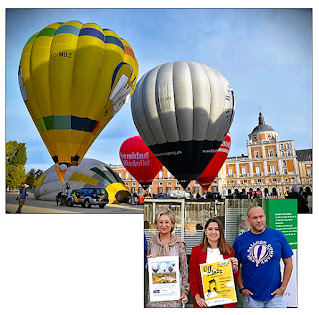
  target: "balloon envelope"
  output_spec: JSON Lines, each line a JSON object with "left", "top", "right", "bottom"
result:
{"left": 197, "top": 132, "right": 231, "bottom": 190}
{"left": 34, "top": 158, "right": 129, "bottom": 203}
{"left": 18, "top": 21, "right": 138, "bottom": 182}
{"left": 131, "top": 61, "right": 235, "bottom": 188}
{"left": 119, "top": 135, "right": 163, "bottom": 190}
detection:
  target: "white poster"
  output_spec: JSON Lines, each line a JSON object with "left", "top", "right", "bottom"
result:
{"left": 148, "top": 256, "right": 180, "bottom": 302}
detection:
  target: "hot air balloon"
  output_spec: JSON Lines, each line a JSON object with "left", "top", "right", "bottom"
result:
{"left": 131, "top": 61, "right": 235, "bottom": 189}
{"left": 152, "top": 262, "right": 160, "bottom": 274}
{"left": 197, "top": 132, "right": 231, "bottom": 191}
{"left": 119, "top": 135, "right": 163, "bottom": 190}
{"left": 18, "top": 21, "right": 138, "bottom": 182}
{"left": 160, "top": 262, "right": 168, "bottom": 273}
{"left": 34, "top": 158, "right": 130, "bottom": 203}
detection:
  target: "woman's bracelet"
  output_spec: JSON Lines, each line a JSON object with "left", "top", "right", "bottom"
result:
{"left": 280, "top": 287, "right": 286, "bottom": 291}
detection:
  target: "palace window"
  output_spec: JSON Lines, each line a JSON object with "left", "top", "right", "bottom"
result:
{"left": 254, "top": 151, "right": 260, "bottom": 158}
{"left": 282, "top": 160, "right": 287, "bottom": 166}
{"left": 228, "top": 168, "right": 234, "bottom": 177}
{"left": 269, "top": 165, "right": 276, "bottom": 175}
{"left": 159, "top": 171, "right": 163, "bottom": 179}
{"left": 268, "top": 149, "right": 274, "bottom": 157}
{"left": 125, "top": 172, "right": 129, "bottom": 180}
{"left": 283, "top": 168, "right": 288, "bottom": 175}
{"left": 255, "top": 166, "right": 261, "bottom": 175}
{"left": 118, "top": 172, "right": 122, "bottom": 179}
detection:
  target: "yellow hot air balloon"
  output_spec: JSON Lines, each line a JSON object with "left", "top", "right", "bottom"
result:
{"left": 18, "top": 21, "right": 138, "bottom": 182}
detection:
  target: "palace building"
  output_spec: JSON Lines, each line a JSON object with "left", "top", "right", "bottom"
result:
{"left": 111, "top": 111, "right": 312, "bottom": 198}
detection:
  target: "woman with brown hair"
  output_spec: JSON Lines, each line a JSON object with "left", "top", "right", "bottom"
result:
{"left": 189, "top": 218, "right": 239, "bottom": 308}
{"left": 146, "top": 209, "right": 189, "bottom": 308}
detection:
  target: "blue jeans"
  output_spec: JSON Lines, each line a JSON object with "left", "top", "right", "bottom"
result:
{"left": 243, "top": 295, "right": 287, "bottom": 308}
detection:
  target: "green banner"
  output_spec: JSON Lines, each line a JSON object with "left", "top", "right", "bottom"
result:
{"left": 263, "top": 199, "right": 297, "bottom": 250}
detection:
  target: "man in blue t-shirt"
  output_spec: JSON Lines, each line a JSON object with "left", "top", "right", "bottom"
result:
{"left": 233, "top": 206, "right": 293, "bottom": 308}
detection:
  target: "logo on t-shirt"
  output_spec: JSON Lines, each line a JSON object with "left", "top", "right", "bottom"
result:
{"left": 247, "top": 241, "right": 274, "bottom": 267}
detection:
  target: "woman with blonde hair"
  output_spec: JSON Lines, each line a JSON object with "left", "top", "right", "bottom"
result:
{"left": 146, "top": 209, "right": 189, "bottom": 308}
{"left": 189, "top": 217, "right": 239, "bottom": 308}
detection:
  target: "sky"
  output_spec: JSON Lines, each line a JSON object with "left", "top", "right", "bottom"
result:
{"left": 5, "top": 8, "right": 313, "bottom": 173}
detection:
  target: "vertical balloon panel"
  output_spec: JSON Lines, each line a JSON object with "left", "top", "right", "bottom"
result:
{"left": 49, "top": 21, "right": 82, "bottom": 165}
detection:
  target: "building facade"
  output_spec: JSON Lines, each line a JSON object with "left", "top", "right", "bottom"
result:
{"left": 112, "top": 111, "right": 312, "bottom": 198}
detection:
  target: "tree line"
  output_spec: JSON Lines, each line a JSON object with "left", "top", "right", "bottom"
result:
{"left": 6, "top": 141, "right": 43, "bottom": 190}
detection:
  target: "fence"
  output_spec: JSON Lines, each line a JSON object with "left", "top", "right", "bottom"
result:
{"left": 144, "top": 198, "right": 262, "bottom": 255}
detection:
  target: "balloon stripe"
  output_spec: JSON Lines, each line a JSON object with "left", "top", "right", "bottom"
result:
{"left": 79, "top": 27, "right": 105, "bottom": 42}
{"left": 124, "top": 45, "right": 136, "bottom": 59}
{"left": 54, "top": 25, "right": 81, "bottom": 36}
{"left": 53, "top": 115, "right": 71, "bottom": 129}
{"left": 90, "top": 167, "right": 113, "bottom": 184}
{"left": 104, "top": 35, "right": 124, "bottom": 51}
{"left": 26, "top": 33, "right": 38, "bottom": 44}
{"left": 37, "top": 27, "right": 57, "bottom": 38}
{"left": 36, "top": 115, "right": 100, "bottom": 132}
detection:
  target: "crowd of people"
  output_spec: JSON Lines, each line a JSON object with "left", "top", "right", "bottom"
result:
{"left": 145, "top": 206, "right": 293, "bottom": 308}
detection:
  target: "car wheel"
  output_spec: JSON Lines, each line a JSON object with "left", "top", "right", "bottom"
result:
{"left": 99, "top": 204, "right": 105, "bottom": 208}
{"left": 84, "top": 199, "right": 91, "bottom": 208}
{"left": 67, "top": 199, "right": 73, "bottom": 207}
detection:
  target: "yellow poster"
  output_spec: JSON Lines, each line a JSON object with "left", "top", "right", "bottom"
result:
{"left": 200, "top": 259, "right": 237, "bottom": 307}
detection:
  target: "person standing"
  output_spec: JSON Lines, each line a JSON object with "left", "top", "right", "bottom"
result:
{"left": 189, "top": 218, "right": 239, "bottom": 308}
{"left": 146, "top": 209, "right": 189, "bottom": 308}
{"left": 16, "top": 184, "right": 29, "bottom": 213}
{"left": 233, "top": 206, "right": 293, "bottom": 308}
{"left": 285, "top": 184, "right": 310, "bottom": 213}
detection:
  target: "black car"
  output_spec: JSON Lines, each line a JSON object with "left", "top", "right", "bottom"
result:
{"left": 66, "top": 187, "right": 109, "bottom": 208}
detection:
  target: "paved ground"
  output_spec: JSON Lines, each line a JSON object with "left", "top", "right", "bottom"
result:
{"left": 5, "top": 192, "right": 144, "bottom": 214}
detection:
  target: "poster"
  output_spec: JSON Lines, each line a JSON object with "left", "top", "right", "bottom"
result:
{"left": 263, "top": 199, "right": 298, "bottom": 307}
{"left": 148, "top": 256, "right": 180, "bottom": 302}
{"left": 200, "top": 259, "right": 237, "bottom": 307}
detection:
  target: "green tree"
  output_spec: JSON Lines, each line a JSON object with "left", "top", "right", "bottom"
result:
{"left": 25, "top": 168, "right": 36, "bottom": 187}
{"left": 6, "top": 141, "right": 27, "bottom": 189}
{"left": 34, "top": 169, "right": 43, "bottom": 181}
{"left": 6, "top": 165, "right": 26, "bottom": 189}
{"left": 25, "top": 168, "right": 43, "bottom": 188}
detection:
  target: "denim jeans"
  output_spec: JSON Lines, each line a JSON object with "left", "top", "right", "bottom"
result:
{"left": 243, "top": 294, "right": 287, "bottom": 308}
